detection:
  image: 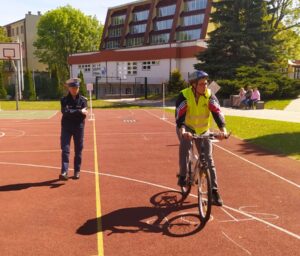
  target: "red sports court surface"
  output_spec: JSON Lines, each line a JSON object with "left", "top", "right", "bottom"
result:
{"left": 0, "top": 109, "right": 299, "bottom": 256}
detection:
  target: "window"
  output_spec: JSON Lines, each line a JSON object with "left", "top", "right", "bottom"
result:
{"left": 176, "top": 29, "right": 201, "bottom": 41}
{"left": 21, "top": 25, "right": 24, "bottom": 34}
{"left": 126, "top": 37, "right": 144, "bottom": 47}
{"left": 108, "top": 27, "right": 122, "bottom": 38}
{"left": 142, "top": 60, "right": 159, "bottom": 71}
{"left": 142, "top": 61, "right": 151, "bottom": 71}
{"left": 130, "top": 24, "right": 147, "bottom": 34}
{"left": 133, "top": 10, "right": 149, "bottom": 21}
{"left": 79, "top": 64, "right": 91, "bottom": 72}
{"left": 184, "top": 0, "right": 207, "bottom": 11}
{"left": 16, "top": 27, "right": 19, "bottom": 35}
{"left": 11, "top": 28, "right": 14, "bottom": 36}
{"left": 111, "top": 15, "right": 126, "bottom": 25}
{"left": 106, "top": 40, "right": 120, "bottom": 49}
{"left": 127, "top": 62, "right": 138, "bottom": 75}
{"left": 182, "top": 14, "right": 204, "bottom": 26}
{"left": 150, "top": 33, "right": 170, "bottom": 44}
{"left": 154, "top": 19, "right": 173, "bottom": 31}
{"left": 157, "top": 5, "right": 176, "bottom": 17}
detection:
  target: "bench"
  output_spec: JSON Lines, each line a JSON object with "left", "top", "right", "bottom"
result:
{"left": 254, "top": 101, "right": 265, "bottom": 109}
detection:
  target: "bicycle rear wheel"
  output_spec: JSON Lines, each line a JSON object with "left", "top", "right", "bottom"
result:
{"left": 197, "top": 167, "right": 212, "bottom": 223}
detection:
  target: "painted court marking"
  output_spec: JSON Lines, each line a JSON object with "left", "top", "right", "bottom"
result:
{"left": 222, "top": 231, "right": 252, "bottom": 255}
{"left": 0, "top": 131, "right": 5, "bottom": 138}
{"left": 0, "top": 161, "right": 299, "bottom": 241}
{"left": 143, "top": 109, "right": 300, "bottom": 189}
{"left": 91, "top": 118, "right": 104, "bottom": 256}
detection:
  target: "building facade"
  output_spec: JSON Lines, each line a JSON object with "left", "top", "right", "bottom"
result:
{"left": 3, "top": 11, "right": 48, "bottom": 72}
{"left": 68, "top": 0, "right": 213, "bottom": 98}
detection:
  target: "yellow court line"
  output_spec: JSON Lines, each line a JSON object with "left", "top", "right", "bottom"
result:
{"left": 92, "top": 119, "right": 104, "bottom": 256}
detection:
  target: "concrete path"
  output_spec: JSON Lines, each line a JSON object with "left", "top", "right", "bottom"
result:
{"left": 284, "top": 96, "right": 300, "bottom": 112}
{"left": 221, "top": 108, "right": 300, "bottom": 123}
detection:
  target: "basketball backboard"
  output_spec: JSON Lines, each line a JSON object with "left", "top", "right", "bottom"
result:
{"left": 0, "top": 43, "right": 21, "bottom": 60}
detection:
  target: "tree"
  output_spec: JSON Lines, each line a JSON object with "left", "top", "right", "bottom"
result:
{"left": 78, "top": 70, "right": 87, "bottom": 96}
{"left": 0, "top": 71, "right": 7, "bottom": 99}
{"left": 0, "top": 27, "right": 10, "bottom": 42}
{"left": 274, "top": 29, "right": 300, "bottom": 67}
{"left": 266, "top": 0, "right": 300, "bottom": 33}
{"left": 195, "top": 0, "right": 277, "bottom": 79}
{"left": 168, "top": 69, "right": 187, "bottom": 93}
{"left": 34, "top": 5, "right": 103, "bottom": 82}
{"left": 51, "top": 68, "right": 63, "bottom": 99}
{"left": 23, "top": 71, "right": 36, "bottom": 100}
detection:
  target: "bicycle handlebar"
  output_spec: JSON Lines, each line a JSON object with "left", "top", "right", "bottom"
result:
{"left": 192, "top": 131, "right": 231, "bottom": 140}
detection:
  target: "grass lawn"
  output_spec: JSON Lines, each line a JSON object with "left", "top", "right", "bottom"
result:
{"left": 0, "top": 100, "right": 141, "bottom": 110}
{"left": 166, "top": 109, "right": 300, "bottom": 160}
{"left": 264, "top": 99, "right": 292, "bottom": 110}
{"left": 225, "top": 116, "right": 300, "bottom": 160}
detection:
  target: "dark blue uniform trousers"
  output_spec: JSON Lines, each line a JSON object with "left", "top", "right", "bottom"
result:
{"left": 61, "top": 125, "right": 84, "bottom": 174}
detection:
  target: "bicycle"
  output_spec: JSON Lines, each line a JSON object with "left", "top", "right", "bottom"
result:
{"left": 179, "top": 132, "right": 230, "bottom": 224}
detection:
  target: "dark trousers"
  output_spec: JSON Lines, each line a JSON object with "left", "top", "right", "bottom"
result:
{"left": 176, "top": 128, "right": 219, "bottom": 190}
{"left": 61, "top": 125, "right": 84, "bottom": 174}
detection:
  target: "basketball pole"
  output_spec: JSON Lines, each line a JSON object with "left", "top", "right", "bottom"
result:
{"left": 160, "top": 83, "right": 167, "bottom": 120}
{"left": 10, "top": 58, "right": 19, "bottom": 110}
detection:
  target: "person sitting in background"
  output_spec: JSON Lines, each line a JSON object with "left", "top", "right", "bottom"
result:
{"left": 250, "top": 87, "right": 261, "bottom": 109}
{"left": 238, "top": 87, "right": 246, "bottom": 108}
{"left": 240, "top": 86, "right": 253, "bottom": 109}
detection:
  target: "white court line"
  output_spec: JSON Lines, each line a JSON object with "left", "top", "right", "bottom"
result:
{"left": 213, "top": 143, "right": 300, "bottom": 189}
{"left": 0, "top": 132, "right": 5, "bottom": 138}
{"left": 0, "top": 149, "right": 93, "bottom": 154}
{"left": 143, "top": 109, "right": 300, "bottom": 189}
{"left": 47, "top": 111, "right": 58, "bottom": 119}
{"left": 0, "top": 161, "right": 299, "bottom": 241}
{"left": 222, "top": 231, "right": 252, "bottom": 255}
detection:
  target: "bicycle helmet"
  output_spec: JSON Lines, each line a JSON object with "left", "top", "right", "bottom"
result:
{"left": 188, "top": 70, "right": 208, "bottom": 83}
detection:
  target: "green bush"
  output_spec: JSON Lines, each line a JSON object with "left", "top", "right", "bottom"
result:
{"left": 167, "top": 69, "right": 188, "bottom": 93}
{"left": 217, "top": 66, "right": 300, "bottom": 100}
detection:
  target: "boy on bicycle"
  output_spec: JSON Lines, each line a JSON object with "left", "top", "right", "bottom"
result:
{"left": 175, "top": 70, "right": 227, "bottom": 206}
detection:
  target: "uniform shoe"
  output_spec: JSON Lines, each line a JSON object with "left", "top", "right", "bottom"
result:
{"left": 59, "top": 172, "right": 68, "bottom": 181}
{"left": 212, "top": 190, "right": 223, "bottom": 206}
{"left": 74, "top": 172, "right": 80, "bottom": 180}
{"left": 177, "top": 175, "right": 187, "bottom": 187}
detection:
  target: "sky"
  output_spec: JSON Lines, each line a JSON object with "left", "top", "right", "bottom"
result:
{"left": 0, "top": 0, "right": 125, "bottom": 26}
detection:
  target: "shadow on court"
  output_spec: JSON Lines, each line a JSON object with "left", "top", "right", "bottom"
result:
{"left": 0, "top": 178, "right": 65, "bottom": 191}
{"left": 77, "top": 190, "right": 206, "bottom": 237}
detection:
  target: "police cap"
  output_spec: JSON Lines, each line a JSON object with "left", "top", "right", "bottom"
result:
{"left": 65, "top": 78, "right": 81, "bottom": 87}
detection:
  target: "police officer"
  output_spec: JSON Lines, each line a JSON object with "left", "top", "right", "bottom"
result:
{"left": 60, "top": 78, "right": 88, "bottom": 180}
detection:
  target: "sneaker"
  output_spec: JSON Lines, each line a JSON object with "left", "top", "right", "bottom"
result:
{"left": 74, "top": 172, "right": 80, "bottom": 180}
{"left": 59, "top": 172, "right": 68, "bottom": 181}
{"left": 212, "top": 190, "right": 223, "bottom": 206}
{"left": 177, "top": 175, "right": 187, "bottom": 187}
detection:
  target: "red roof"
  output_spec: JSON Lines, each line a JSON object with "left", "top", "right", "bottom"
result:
{"left": 68, "top": 45, "right": 206, "bottom": 65}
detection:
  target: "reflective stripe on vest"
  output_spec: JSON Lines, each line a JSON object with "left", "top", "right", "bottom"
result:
{"left": 182, "top": 87, "right": 211, "bottom": 134}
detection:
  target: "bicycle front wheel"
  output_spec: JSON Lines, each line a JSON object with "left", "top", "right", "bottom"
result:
{"left": 197, "top": 167, "right": 212, "bottom": 224}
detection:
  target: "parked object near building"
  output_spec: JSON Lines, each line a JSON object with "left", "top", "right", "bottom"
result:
{"left": 288, "top": 60, "right": 300, "bottom": 79}
{"left": 68, "top": 0, "right": 213, "bottom": 99}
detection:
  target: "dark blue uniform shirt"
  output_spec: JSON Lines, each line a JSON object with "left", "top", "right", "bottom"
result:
{"left": 60, "top": 93, "right": 88, "bottom": 128}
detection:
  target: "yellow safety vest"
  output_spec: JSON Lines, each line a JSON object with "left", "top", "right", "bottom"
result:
{"left": 182, "top": 87, "right": 211, "bottom": 135}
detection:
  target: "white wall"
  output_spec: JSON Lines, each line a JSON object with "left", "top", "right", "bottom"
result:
{"left": 70, "top": 57, "right": 198, "bottom": 85}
